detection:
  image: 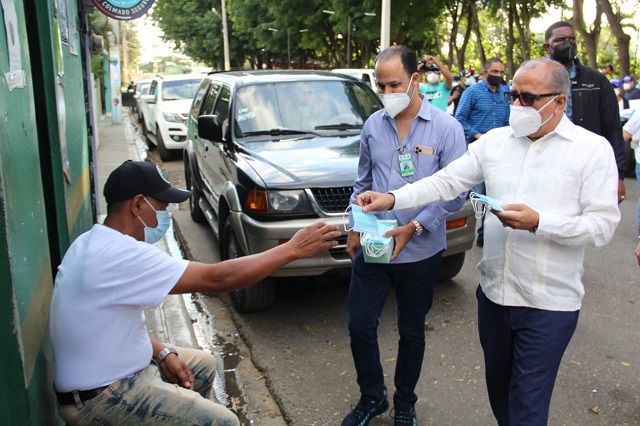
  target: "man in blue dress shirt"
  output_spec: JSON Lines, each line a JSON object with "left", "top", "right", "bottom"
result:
{"left": 455, "top": 58, "right": 510, "bottom": 247}
{"left": 342, "top": 45, "right": 467, "bottom": 426}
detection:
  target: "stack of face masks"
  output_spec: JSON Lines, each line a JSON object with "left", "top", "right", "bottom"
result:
{"left": 349, "top": 205, "right": 397, "bottom": 264}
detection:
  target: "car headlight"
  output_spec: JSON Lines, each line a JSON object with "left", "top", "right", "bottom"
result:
{"left": 245, "top": 190, "right": 313, "bottom": 214}
{"left": 163, "top": 112, "right": 183, "bottom": 123}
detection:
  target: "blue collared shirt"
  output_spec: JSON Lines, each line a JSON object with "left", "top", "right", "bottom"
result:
{"left": 349, "top": 96, "right": 467, "bottom": 263}
{"left": 455, "top": 79, "right": 510, "bottom": 142}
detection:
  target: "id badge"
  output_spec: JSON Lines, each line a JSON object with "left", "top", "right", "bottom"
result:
{"left": 398, "top": 153, "right": 414, "bottom": 177}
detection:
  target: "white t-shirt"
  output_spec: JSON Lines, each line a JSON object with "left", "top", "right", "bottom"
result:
{"left": 50, "top": 224, "right": 189, "bottom": 392}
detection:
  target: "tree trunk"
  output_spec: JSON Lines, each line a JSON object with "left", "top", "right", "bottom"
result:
{"left": 469, "top": 0, "right": 486, "bottom": 66}
{"left": 506, "top": 5, "right": 515, "bottom": 78}
{"left": 572, "top": 0, "right": 602, "bottom": 68}
{"left": 456, "top": 3, "right": 473, "bottom": 71}
{"left": 598, "top": 0, "right": 631, "bottom": 76}
{"left": 446, "top": 1, "right": 463, "bottom": 69}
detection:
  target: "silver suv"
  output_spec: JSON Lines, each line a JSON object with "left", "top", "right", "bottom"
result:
{"left": 184, "top": 70, "right": 476, "bottom": 312}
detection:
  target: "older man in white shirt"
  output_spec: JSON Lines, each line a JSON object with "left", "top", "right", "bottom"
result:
{"left": 355, "top": 58, "right": 620, "bottom": 425}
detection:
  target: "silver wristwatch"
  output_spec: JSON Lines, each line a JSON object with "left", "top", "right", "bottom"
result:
{"left": 155, "top": 347, "right": 178, "bottom": 365}
{"left": 411, "top": 219, "right": 424, "bottom": 236}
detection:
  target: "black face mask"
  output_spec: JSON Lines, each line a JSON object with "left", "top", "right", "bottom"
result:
{"left": 487, "top": 74, "right": 503, "bottom": 87}
{"left": 551, "top": 41, "right": 577, "bottom": 64}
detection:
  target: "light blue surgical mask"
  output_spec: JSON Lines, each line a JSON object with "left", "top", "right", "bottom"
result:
{"left": 137, "top": 197, "right": 171, "bottom": 244}
{"left": 346, "top": 204, "right": 382, "bottom": 235}
{"left": 470, "top": 192, "right": 504, "bottom": 218}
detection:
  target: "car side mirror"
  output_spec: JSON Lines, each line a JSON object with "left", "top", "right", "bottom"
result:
{"left": 143, "top": 94, "right": 156, "bottom": 104}
{"left": 198, "top": 115, "right": 223, "bottom": 141}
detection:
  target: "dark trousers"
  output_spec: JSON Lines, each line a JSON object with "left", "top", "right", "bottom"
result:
{"left": 476, "top": 285, "right": 579, "bottom": 426}
{"left": 347, "top": 249, "right": 442, "bottom": 408}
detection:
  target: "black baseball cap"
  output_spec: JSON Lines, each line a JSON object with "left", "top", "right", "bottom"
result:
{"left": 104, "top": 160, "right": 191, "bottom": 204}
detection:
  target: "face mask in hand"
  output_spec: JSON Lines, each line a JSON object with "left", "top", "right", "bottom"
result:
{"left": 137, "top": 197, "right": 171, "bottom": 244}
{"left": 346, "top": 204, "right": 381, "bottom": 235}
{"left": 509, "top": 95, "right": 558, "bottom": 137}
{"left": 470, "top": 192, "right": 504, "bottom": 218}
{"left": 380, "top": 80, "right": 415, "bottom": 118}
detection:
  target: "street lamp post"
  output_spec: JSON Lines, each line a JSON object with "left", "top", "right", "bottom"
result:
{"left": 268, "top": 28, "right": 308, "bottom": 69}
{"left": 211, "top": 4, "right": 230, "bottom": 71}
{"left": 323, "top": 10, "right": 376, "bottom": 68}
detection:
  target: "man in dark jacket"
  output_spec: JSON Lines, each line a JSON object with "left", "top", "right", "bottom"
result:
{"left": 544, "top": 21, "right": 626, "bottom": 203}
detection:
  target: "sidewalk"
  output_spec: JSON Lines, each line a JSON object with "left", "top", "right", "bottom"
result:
{"left": 95, "top": 113, "right": 198, "bottom": 349}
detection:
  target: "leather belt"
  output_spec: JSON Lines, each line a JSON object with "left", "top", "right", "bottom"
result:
{"left": 56, "top": 386, "right": 109, "bottom": 406}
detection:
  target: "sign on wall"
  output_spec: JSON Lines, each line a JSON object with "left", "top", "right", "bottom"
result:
{"left": 92, "top": 0, "right": 154, "bottom": 21}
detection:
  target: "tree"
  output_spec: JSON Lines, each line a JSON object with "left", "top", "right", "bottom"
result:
{"left": 598, "top": 0, "right": 636, "bottom": 76}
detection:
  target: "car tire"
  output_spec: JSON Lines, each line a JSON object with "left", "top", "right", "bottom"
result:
{"left": 221, "top": 217, "right": 276, "bottom": 312}
{"left": 437, "top": 252, "right": 465, "bottom": 281}
{"left": 157, "top": 129, "right": 173, "bottom": 162}
{"left": 184, "top": 157, "right": 205, "bottom": 223}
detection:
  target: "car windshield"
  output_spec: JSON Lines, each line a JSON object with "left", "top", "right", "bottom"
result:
{"left": 234, "top": 80, "right": 382, "bottom": 139}
{"left": 162, "top": 78, "right": 203, "bottom": 101}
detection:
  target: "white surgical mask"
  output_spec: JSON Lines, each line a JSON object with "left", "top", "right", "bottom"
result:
{"left": 508, "top": 96, "right": 558, "bottom": 137}
{"left": 137, "top": 197, "right": 172, "bottom": 244}
{"left": 614, "top": 88, "right": 621, "bottom": 96}
{"left": 465, "top": 76, "right": 476, "bottom": 86}
{"left": 623, "top": 83, "right": 631, "bottom": 92}
{"left": 426, "top": 73, "right": 439, "bottom": 84}
{"left": 380, "top": 80, "right": 415, "bottom": 118}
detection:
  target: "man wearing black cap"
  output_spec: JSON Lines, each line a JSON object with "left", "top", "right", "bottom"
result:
{"left": 49, "top": 160, "right": 340, "bottom": 425}
{"left": 417, "top": 55, "right": 453, "bottom": 111}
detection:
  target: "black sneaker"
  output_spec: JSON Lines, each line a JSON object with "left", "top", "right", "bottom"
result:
{"left": 341, "top": 393, "right": 389, "bottom": 426}
{"left": 391, "top": 405, "right": 417, "bottom": 426}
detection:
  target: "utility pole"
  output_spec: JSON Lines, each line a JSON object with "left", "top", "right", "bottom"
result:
{"left": 212, "top": 4, "right": 231, "bottom": 70}
{"left": 220, "top": 0, "right": 230, "bottom": 70}
{"left": 380, "top": 0, "right": 391, "bottom": 51}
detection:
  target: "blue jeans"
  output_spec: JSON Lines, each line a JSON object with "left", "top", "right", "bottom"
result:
{"left": 346, "top": 249, "right": 442, "bottom": 408}
{"left": 636, "top": 161, "right": 640, "bottom": 234}
{"left": 476, "top": 286, "right": 579, "bottom": 426}
{"left": 58, "top": 345, "right": 239, "bottom": 426}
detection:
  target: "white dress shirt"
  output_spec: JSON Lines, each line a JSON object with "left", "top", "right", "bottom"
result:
{"left": 392, "top": 115, "right": 620, "bottom": 311}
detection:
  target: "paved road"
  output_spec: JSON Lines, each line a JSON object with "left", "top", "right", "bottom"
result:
{"left": 141, "top": 122, "right": 640, "bottom": 425}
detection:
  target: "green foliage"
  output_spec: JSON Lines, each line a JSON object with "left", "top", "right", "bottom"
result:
{"left": 89, "top": 11, "right": 111, "bottom": 79}
{"left": 146, "top": 0, "right": 638, "bottom": 75}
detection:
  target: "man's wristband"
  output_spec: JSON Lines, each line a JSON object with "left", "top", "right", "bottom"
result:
{"left": 155, "top": 347, "right": 178, "bottom": 365}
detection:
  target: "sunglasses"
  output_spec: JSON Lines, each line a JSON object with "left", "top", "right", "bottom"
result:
{"left": 505, "top": 92, "right": 560, "bottom": 106}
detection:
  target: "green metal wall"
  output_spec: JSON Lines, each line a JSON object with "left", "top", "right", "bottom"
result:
{"left": 0, "top": 0, "right": 93, "bottom": 423}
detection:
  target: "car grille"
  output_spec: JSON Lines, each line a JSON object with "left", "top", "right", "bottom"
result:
{"left": 329, "top": 235, "right": 349, "bottom": 260}
{"left": 310, "top": 187, "right": 353, "bottom": 213}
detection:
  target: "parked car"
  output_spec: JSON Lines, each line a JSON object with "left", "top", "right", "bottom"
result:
{"left": 184, "top": 70, "right": 476, "bottom": 312}
{"left": 139, "top": 74, "right": 205, "bottom": 160}
{"left": 133, "top": 78, "right": 152, "bottom": 121}
{"left": 332, "top": 68, "right": 377, "bottom": 91}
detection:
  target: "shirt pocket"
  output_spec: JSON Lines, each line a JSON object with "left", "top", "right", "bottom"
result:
{"left": 533, "top": 168, "right": 581, "bottom": 214}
